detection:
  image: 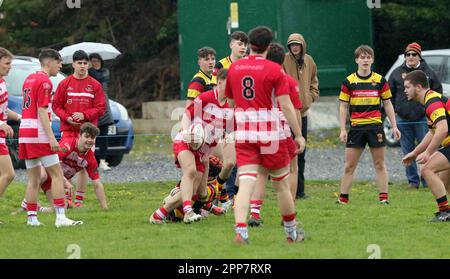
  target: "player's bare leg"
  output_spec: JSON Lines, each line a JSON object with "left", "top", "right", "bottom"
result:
{"left": 369, "top": 147, "right": 389, "bottom": 204}
{"left": 0, "top": 155, "right": 15, "bottom": 197}
{"left": 337, "top": 148, "right": 364, "bottom": 204}
{"left": 74, "top": 169, "right": 88, "bottom": 207}
{"left": 422, "top": 152, "right": 450, "bottom": 221}
{"left": 25, "top": 165, "right": 44, "bottom": 226}
{"left": 46, "top": 163, "right": 83, "bottom": 227}
{"left": 288, "top": 156, "right": 298, "bottom": 203}
{"left": 248, "top": 167, "right": 267, "bottom": 227}
{"left": 217, "top": 141, "right": 236, "bottom": 209}
{"left": 269, "top": 167, "right": 305, "bottom": 243}
{"left": 438, "top": 169, "right": 450, "bottom": 194}
{"left": 233, "top": 164, "right": 259, "bottom": 244}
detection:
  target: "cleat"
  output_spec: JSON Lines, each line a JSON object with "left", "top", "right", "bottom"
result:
{"left": 336, "top": 199, "right": 348, "bottom": 205}
{"left": 183, "top": 210, "right": 202, "bottom": 224}
{"left": 286, "top": 227, "right": 306, "bottom": 243}
{"left": 0, "top": 220, "right": 4, "bottom": 226}
{"left": 99, "top": 160, "right": 111, "bottom": 171}
{"left": 248, "top": 217, "right": 263, "bottom": 227}
{"left": 149, "top": 214, "right": 167, "bottom": 224}
{"left": 211, "top": 206, "right": 226, "bottom": 216}
{"left": 379, "top": 200, "right": 390, "bottom": 205}
{"left": 233, "top": 234, "right": 249, "bottom": 245}
{"left": 55, "top": 217, "right": 83, "bottom": 228}
{"left": 431, "top": 210, "right": 450, "bottom": 222}
{"left": 27, "top": 220, "right": 44, "bottom": 226}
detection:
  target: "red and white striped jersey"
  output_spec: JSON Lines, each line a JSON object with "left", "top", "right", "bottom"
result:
{"left": 175, "top": 88, "right": 234, "bottom": 146}
{"left": 225, "top": 55, "right": 289, "bottom": 142}
{"left": 18, "top": 71, "right": 54, "bottom": 159}
{"left": 59, "top": 136, "right": 100, "bottom": 180}
{"left": 0, "top": 79, "right": 8, "bottom": 140}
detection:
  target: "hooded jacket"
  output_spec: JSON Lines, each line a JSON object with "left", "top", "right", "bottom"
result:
{"left": 283, "top": 33, "right": 319, "bottom": 116}
{"left": 88, "top": 53, "right": 114, "bottom": 127}
{"left": 388, "top": 59, "right": 442, "bottom": 121}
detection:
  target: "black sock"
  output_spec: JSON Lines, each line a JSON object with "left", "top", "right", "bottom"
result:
{"left": 217, "top": 176, "right": 228, "bottom": 185}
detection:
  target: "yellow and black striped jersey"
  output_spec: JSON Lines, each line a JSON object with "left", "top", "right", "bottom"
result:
{"left": 424, "top": 90, "right": 450, "bottom": 147}
{"left": 187, "top": 69, "right": 214, "bottom": 99}
{"left": 211, "top": 56, "right": 233, "bottom": 85}
{"left": 339, "top": 71, "right": 392, "bottom": 127}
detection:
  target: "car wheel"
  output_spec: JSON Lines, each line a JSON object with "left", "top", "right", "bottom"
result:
{"left": 106, "top": 154, "right": 124, "bottom": 167}
{"left": 383, "top": 117, "right": 400, "bottom": 147}
{"left": 7, "top": 124, "right": 26, "bottom": 169}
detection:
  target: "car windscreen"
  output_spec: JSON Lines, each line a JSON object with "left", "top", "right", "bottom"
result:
{"left": 4, "top": 64, "right": 66, "bottom": 96}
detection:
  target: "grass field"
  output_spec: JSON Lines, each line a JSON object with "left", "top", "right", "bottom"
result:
{"left": 1, "top": 179, "right": 449, "bottom": 259}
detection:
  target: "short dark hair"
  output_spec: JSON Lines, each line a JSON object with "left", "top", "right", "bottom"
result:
{"left": 248, "top": 26, "right": 273, "bottom": 54}
{"left": 404, "top": 70, "right": 429, "bottom": 88}
{"left": 216, "top": 68, "right": 228, "bottom": 81}
{"left": 38, "top": 49, "right": 62, "bottom": 65}
{"left": 266, "top": 43, "right": 285, "bottom": 65}
{"left": 73, "top": 50, "right": 89, "bottom": 62}
{"left": 230, "top": 31, "right": 249, "bottom": 45}
{"left": 0, "top": 47, "right": 13, "bottom": 60}
{"left": 80, "top": 122, "right": 100, "bottom": 138}
{"left": 197, "top": 47, "right": 216, "bottom": 59}
{"left": 354, "top": 45, "right": 374, "bottom": 59}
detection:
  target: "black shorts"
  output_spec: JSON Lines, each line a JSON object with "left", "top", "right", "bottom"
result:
{"left": 438, "top": 145, "right": 450, "bottom": 163}
{"left": 346, "top": 126, "right": 386, "bottom": 148}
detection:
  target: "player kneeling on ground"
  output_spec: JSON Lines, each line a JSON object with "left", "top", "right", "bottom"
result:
{"left": 21, "top": 122, "right": 108, "bottom": 211}
{"left": 151, "top": 155, "right": 226, "bottom": 223}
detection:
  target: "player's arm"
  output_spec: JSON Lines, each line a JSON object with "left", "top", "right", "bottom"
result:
{"left": 425, "top": 120, "right": 447, "bottom": 156}
{"left": 279, "top": 95, "right": 305, "bottom": 154}
{"left": 81, "top": 85, "right": 107, "bottom": 122}
{"left": 382, "top": 99, "right": 401, "bottom": 141}
{"left": 52, "top": 80, "right": 72, "bottom": 123}
{"left": 338, "top": 101, "right": 350, "bottom": 144}
{"left": 38, "top": 107, "right": 59, "bottom": 152}
{"left": 91, "top": 179, "right": 108, "bottom": 210}
{"left": 6, "top": 109, "right": 21, "bottom": 122}
{"left": 403, "top": 130, "right": 433, "bottom": 166}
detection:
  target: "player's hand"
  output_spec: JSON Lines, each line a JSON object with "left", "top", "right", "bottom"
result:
{"left": 392, "top": 127, "right": 401, "bottom": 141}
{"left": 0, "top": 123, "right": 14, "bottom": 138}
{"left": 402, "top": 151, "right": 417, "bottom": 166}
{"left": 295, "top": 135, "right": 306, "bottom": 154}
{"left": 416, "top": 151, "right": 431, "bottom": 165}
{"left": 72, "top": 112, "right": 85, "bottom": 122}
{"left": 49, "top": 137, "right": 60, "bottom": 152}
{"left": 67, "top": 116, "right": 81, "bottom": 126}
{"left": 339, "top": 130, "right": 347, "bottom": 144}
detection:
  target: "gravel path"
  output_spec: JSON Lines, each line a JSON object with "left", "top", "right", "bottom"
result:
{"left": 13, "top": 147, "right": 408, "bottom": 183}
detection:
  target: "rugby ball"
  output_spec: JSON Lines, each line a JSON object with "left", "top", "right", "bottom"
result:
{"left": 188, "top": 123, "right": 205, "bottom": 151}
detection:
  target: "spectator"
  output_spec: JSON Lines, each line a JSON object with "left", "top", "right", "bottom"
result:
{"left": 89, "top": 53, "right": 114, "bottom": 171}
{"left": 389, "top": 42, "right": 443, "bottom": 189}
{"left": 283, "top": 33, "right": 319, "bottom": 199}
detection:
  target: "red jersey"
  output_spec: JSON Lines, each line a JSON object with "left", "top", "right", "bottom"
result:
{"left": 18, "top": 71, "right": 54, "bottom": 159}
{"left": 175, "top": 88, "right": 234, "bottom": 147}
{"left": 59, "top": 136, "right": 100, "bottom": 180}
{"left": 0, "top": 79, "right": 8, "bottom": 140}
{"left": 53, "top": 75, "right": 106, "bottom": 133}
{"left": 279, "top": 74, "right": 302, "bottom": 138}
{"left": 225, "top": 55, "right": 289, "bottom": 142}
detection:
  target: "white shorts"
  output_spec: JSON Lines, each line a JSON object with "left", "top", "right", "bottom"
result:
{"left": 25, "top": 154, "right": 60, "bottom": 169}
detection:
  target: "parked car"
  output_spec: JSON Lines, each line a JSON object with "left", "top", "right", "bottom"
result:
{"left": 383, "top": 49, "right": 450, "bottom": 146}
{"left": 4, "top": 56, "right": 134, "bottom": 169}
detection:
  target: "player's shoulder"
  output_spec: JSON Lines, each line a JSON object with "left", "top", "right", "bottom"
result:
{"left": 87, "top": 75, "right": 102, "bottom": 87}
{"left": 425, "top": 90, "right": 442, "bottom": 103}
{"left": 60, "top": 137, "right": 76, "bottom": 153}
{"left": 371, "top": 71, "right": 385, "bottom": 83}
